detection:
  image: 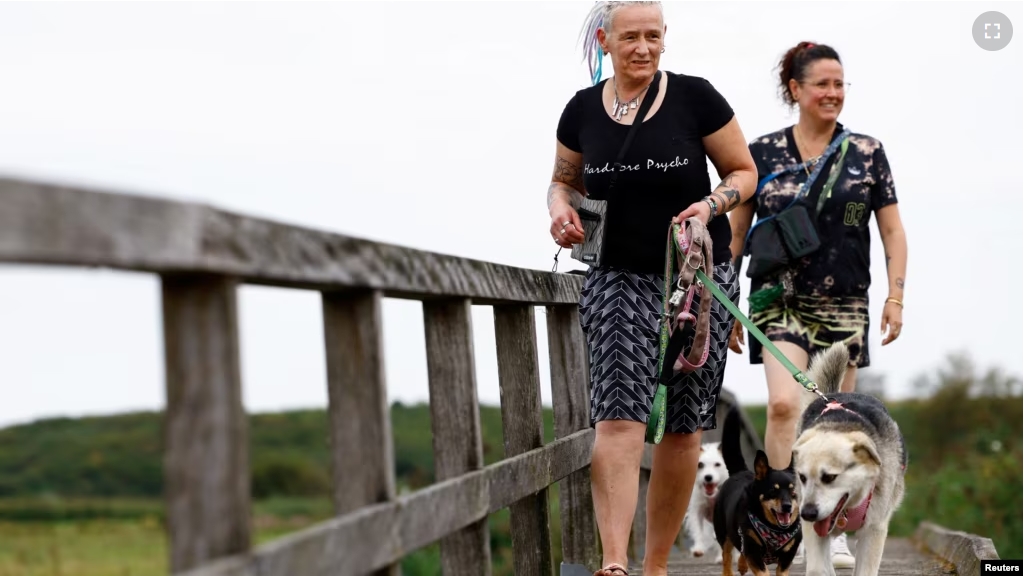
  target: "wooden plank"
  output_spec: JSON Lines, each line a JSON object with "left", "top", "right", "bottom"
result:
{"left": 494, "top": 304, "right": 555, "bottom": 576}
{"left": 0, "top": 178, "right": 583, "bottom": 304}
{"left": 322, "top": 289, "right": 399, "bottom": 576}
{"left": 161, "top": 274, "right": 250, "bottom": 573}
{"left": 423, "top": 298, "right": 492, "bottom": 576}
{"left": 915, "top": 521, "right": 1000, "bottom": 576}
{"left": 545, "top": 304, "right": 600, "bottom": 569}
{"left": 175, "top": 429, "right": 595, "bottom": 576}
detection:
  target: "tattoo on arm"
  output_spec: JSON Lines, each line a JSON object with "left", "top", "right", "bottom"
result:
{"left": 710, "top": 173, "right": 742, "bottom": 211}
{"left": 547, "top": 182, "right": 583, "bottom": 210}
{"left": 553, "top": 156, "right": 584, "bottom": 190}
{"left": 895, "top": 277, "right": 905, "bottom": 289}
{"left": 549, "top": 156, "right": 585, "bottom": 209}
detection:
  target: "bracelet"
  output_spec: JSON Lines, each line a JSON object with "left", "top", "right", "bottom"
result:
{"left": 885, "top": 297, "right": 903, "bottom": 308}
{"left": 701, "top": 196, "right": 718, "bottom": 221}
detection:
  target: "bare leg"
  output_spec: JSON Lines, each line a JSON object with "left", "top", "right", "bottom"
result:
{"left": 642, "top": 429, "right": 703, "bottom": 576}
{"left": 840, "top": 365, "right": 857, "bottom": 392}
{"left": 590, "top": 420, "right": 647, "bottom": 570}
{"left": 763, "top": 342, "right": 809, "bottom": 469}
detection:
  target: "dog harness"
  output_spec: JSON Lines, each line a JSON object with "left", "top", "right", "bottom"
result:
{"left": 742, "top": 512, "right": 800, "bottom": 566}
{"left": 838, "top": 493, "right": 872, "bottom": 532}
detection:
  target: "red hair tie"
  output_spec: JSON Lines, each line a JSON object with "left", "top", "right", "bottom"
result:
{"left": 806, "top": 42, "right": 815, "bottom": 48}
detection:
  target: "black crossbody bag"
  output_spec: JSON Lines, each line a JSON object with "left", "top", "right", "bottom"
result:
{"left": 744, "top": 129, "right": 850, "bottom": 280}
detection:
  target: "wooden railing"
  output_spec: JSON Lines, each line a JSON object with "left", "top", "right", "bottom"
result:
{"left": 0, "top": 177, "right": 763, "bottom": 576}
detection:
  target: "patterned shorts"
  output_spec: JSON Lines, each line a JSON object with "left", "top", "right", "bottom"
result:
{"left": 577, "top": 262, "right": 739, "bottom": 435}
{"left": 748, "top": 292, "right": 870, "bottom": 368}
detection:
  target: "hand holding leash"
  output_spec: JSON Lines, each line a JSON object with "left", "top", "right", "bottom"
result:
{"left": 728, "top": 319, "right": 745, "bottom": 354}
{"left": 672, "top": 199, "right": 713, "bottom": 226}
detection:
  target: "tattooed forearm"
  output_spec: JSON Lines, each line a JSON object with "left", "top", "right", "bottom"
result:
{"left": 710, "top": 173, "right": 742, "bottom": 212}
{"left": 895, "top": 277, "right": 905, "bottom": 289}
{"left": 553, "top": 156, "right": 584, "bottom": 191}
{"left": 548, "top": 156, "right": 585, "bottom": 210}
{"left": 547, "top": 182, "right": 583, "bottom": 210}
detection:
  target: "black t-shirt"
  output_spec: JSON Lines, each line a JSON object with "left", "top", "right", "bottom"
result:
{"left": 746, "top": 123, "right": 899, "bottom": 297}
{"left": 556, "top": 72, "right": 736, "bottom": 274}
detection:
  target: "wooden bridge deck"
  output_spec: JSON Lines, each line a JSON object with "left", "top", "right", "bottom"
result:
{"left": 632, "top": 538, "right": 953, "bottom": 575}
{"left": 630, "top": 537, "right": 950, "bottom": 573}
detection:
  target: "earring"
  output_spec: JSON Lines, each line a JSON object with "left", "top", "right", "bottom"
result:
{"left": 661, "top": 47, "right": 666, "bottom": 53}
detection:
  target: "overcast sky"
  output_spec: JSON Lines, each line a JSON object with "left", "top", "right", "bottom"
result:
{"left": 0, "top": 1, "right": 1021, "bottom": 428}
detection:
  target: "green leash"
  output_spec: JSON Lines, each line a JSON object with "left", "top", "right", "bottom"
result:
{"left": 645, "top": 228, "right": 678, "bottom": 444}
{"left": 693, "top": 266, "right": 827, "bottom": 400}
{"left": 645, "top": 224, "right": 827, "bottom": 444}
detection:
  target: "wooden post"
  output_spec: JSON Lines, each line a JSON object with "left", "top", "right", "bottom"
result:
{"left": 494, "top": 304, "right": 555, "bottom": 576}
{"left": 323, "top": 289, "right": 399, "bottom": 575}
{"left": 161, "top": 274, "right": 250, "bottom": 574}
{"left": 423, "top": 299, "right": 492, "bottom": 576}
{"left": 545, "top": 305, "right": 600, "bottom": 569}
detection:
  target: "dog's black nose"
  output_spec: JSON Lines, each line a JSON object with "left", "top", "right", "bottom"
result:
{"left": 781, "top": 503, "right": 792, "bottom": 514}
{"left": 800, "top": 504, "right": 818, "bottom": 522}
{"left": 704, "top": 474, "right": 713, "bottom": 482}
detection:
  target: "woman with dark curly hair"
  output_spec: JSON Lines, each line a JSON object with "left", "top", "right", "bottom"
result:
{"left": 727, "top": 41, "right": 909, "bottom": 568}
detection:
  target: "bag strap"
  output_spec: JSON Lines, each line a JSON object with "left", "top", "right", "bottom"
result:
{"left": 606, "top": 70, "right": 662, "bottom": 201}
{"left": 802, "top": 136, "right": 850, "bottom": 217}
{"left": 814, "top": 137, "right": 850, "bottom": 216}
{"left": 743, "top": 128, "right": 851, "bottom": 253}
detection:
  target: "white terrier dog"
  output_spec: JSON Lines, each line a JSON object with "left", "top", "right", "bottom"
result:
{"left": 683, "top": 441, "right": 732, "bottom": 563}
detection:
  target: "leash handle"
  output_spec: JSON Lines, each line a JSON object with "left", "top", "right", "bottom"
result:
{"left": 646, "top": 225, "right": 678, "bottom": 444}
{"left": 693, "top": 268, "right": 826, "bottom": 399}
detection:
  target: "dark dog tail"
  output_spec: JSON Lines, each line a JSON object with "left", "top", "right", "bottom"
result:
{"left": 721, "top": 405, "right": 748, "bottom": 476}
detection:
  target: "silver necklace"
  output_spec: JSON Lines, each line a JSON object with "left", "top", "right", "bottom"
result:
{"left": 611, "top": 78, "right": 653, "bottom": 122}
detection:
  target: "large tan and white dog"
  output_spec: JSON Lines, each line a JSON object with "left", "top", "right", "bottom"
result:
{"left": 792, "top": 342, "right": 908, "bottom": 576}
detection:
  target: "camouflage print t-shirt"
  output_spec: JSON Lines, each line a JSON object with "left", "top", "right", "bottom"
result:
{"left": 745, "top": 123, "right": 898, "bottom": 298}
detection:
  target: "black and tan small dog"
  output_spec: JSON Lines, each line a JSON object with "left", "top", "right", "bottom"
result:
{"left": 713, "top": 407, "right": 802, "bottom": 576}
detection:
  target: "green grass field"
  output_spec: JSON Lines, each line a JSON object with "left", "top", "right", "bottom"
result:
{"left": 0, "top": 495, "right": 562, "bottom": 576}
{"left": 0, "top": 360, "right": 1019, "bottom": 575}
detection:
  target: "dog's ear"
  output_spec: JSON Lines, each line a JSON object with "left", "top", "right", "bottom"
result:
{"left": 853, "top": 440, "right": 882, "bottom": 467}
{"left": 717, "top": 442, "right": 723, "bottom": 454}
{"left": 754, "top": 450, "right": 769, "bottom": 481}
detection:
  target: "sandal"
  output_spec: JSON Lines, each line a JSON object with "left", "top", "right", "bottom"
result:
{"left": 594, "top": 564, "right": 629, "bottom": 576}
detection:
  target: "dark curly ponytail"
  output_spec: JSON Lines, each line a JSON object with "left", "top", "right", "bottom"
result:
{"left": 777, "top": 41, "right": 842, "bottom": 106}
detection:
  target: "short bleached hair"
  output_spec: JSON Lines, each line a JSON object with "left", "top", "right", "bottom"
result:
{"left": 577, "top": 1, "right": 664, "bottom": 86}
